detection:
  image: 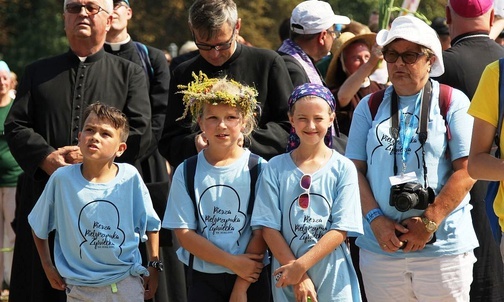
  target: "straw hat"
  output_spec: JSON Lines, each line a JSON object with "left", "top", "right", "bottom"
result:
{"left": 326, "top": 32, "right": 377, "bottom": 89}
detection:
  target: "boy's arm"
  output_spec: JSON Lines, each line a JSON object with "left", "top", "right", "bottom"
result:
{"left": 31, "top": 230, "right": 66, "bottom": 291}
{"left": 143, "top": 231, "right": 160, "bottom": 300}
{"left": 174, "top": 228, "right": 264, "bottom": 283}
{"left": 231, "top": 229, "right": 268, "bottom": 300}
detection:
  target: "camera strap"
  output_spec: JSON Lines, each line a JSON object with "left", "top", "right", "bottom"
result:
{"left": 391, "top": 80, "right": 432, "bottom": 187}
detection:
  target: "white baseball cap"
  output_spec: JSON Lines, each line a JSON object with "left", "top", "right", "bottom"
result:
{"left": 291, "top": 0, "right": 350, "bottom": 35}
{"left": 376, "top": 15, "right": 444, "bottom": 77}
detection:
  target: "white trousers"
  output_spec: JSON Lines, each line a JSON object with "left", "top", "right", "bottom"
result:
{"left": 360, "top": 249, "right": 475, "bottom": 302}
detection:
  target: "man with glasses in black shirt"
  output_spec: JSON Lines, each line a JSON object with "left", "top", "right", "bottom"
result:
{"left": 158, "top": 0, "right": 294, "bottom": 168}
{"left": 5, "top": 0, "right": 151, "bottom": 301}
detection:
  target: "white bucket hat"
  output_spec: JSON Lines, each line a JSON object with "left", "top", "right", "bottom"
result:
{"left": 291, "top": 0, "right": 350, "bottom": 35}
{"left": 376, "top": 15, "right": 444, "bottom": 77}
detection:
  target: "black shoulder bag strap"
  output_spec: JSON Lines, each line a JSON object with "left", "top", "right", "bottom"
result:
{"left": 183, "top": 155, "right": 198, "bottom": 286}
{"left": 247, "top": 154, "right": 260, "bottom": 215}
{"left": 496, "top": 58, "right": 504, "bottom": 154}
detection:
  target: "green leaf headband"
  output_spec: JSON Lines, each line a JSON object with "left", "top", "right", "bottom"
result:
{"left": 176, "top": 71, "right": 259, "bottom": 123}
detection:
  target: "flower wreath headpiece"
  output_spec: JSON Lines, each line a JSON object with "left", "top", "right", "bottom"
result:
{"left": 176, "top": 71, "right": 259, "bottom": 122}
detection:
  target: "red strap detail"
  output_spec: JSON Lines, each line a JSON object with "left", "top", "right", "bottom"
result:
{"left": 368, "top": 85, "right": 452, "bottom": 138}
{"left": 439, "top": 84, "right": 453, "bottom": 140}
{"left": 368, "top": 89, "right": 386, "bottom": 120}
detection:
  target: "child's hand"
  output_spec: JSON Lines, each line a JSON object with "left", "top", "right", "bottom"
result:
{"left": 43, "top": 265, "right": 66, "bottom": 291}
{"left": 273, "top": 260, "right": 304, "bottom": 287}
{"left": 293, "top": 274, "right": 317, "bottom": 302}
{"left": 230, "top": 274, "right": 252, "bottom": 301}
{"left": 143, "top": 268, "right": 159, "bottom": 300}
{"left": 230, "top": 253, "right": 264, "bottom": 283}
{"left": 229, "top": 284, "right": 247, "bottom": 302}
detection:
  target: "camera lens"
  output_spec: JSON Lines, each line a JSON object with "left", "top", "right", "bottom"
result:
{"left": 395, "top": 193, "right": 419, "bottom": 212}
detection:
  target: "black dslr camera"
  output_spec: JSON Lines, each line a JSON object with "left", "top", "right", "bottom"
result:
{"left": 389, "top": 183, "right": 435, "bottom": 212}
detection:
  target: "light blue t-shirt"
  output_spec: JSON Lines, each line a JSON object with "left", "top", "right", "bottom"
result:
{"left": 251, "top": 150, "right": 363, "bottom": 302}
{"left": 28, "top": 163, "right": 161, "bottom": 287}
{"left": 162, "top": 149, "right": 268, "bottom": 274}
{"left": 346, "top": 80, "right": 478, "bottom": 258}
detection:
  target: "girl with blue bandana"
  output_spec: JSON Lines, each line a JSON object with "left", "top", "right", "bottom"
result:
{"left": 251, "top": 83, "right": 363, "bottom": 302}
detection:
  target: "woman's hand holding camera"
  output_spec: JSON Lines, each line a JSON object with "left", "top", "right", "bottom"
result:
{"left": 369, "top": 215, "right": 408, "bottom": 252}
{"left": 397, "top": 217, "right": 435, "bottom": 252}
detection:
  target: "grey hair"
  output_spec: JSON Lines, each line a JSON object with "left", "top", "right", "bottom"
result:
{"left": 63, "top": 0, "right": 113, "bottom": 14}
{"left": 189, "top": 0, "right": 238, "bottom": 40}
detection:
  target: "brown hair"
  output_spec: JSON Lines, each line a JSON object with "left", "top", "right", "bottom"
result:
{"left": 82, "top": 102, "right": 129, "bottom": 142}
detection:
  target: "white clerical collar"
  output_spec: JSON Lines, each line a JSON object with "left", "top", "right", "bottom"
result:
{"left": 105, "top": 34, "right": 131, "bottom": 51}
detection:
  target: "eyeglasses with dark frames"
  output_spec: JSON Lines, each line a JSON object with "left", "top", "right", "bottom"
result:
{"left": 298, "top": 174, "right": 312, "bottom": 210}
{"left": 382, "top": 50, "right": 426, "bottom": 64}
{"left": 193, "top": 28, "right": 236, "bottom": 51}
{"left": 326, "top": 29, "right": 341, "bottom": 39}
{"left": 65, "top": 3, "right": 109, "bottom": 15}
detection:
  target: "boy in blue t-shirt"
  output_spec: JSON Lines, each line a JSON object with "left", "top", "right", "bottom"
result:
{"left": 29, "top": 103, "right": 161, "bottom": 302}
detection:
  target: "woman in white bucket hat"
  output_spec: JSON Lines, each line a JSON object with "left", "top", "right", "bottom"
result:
{"left": 346, "top": 15, "right": 477, "bottom": 301}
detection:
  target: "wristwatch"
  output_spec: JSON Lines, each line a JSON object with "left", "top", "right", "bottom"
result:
{"left": 421, "top": 217, "right": 438, "bottom": 233}
{"left": 147, "top": 260, "right": 164, "bottom": 272}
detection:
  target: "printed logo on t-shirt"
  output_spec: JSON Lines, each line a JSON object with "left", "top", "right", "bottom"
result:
{"left": 287, "top": 193, "right": 331, "bottom": 246}
{"left": 370, "top": 115, "right": 422, "bottom": 168}
{"left": 78, "top": 200, "right": 126, "bottom": 258}
{"left": 198, "top": 185, "right": 246, "bottom": 244}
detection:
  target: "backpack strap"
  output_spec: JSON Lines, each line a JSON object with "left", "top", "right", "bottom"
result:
{"left": 496, "top": 58, "right": 504, "bottom": 157}
{"left": 183, "top": 154, "right": 198, "bottom": 287}
{"left": 182, "top": 153, "right": 261, "bottom": 285}
{"left": 439, "top": 84, "right": 453, "bottom": 140}
{"left": 368, "top": 85, "right": 452, "bottom": 126}
{"left": 368, "top": 88, "right": 386, "bottom": 120}
{"left": 133, "top": 41, "right": 154, "bottom": 83}
{"left": 184, "top": 153, "right": 260, "bottom": 218}
{"left": 247, "top": 154, "right": 260, "bottom": 215}
{"left": 183, "top": 155, "right": 199, "bottom": 218}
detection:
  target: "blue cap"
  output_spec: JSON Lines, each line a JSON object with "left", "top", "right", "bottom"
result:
{"left": 123, "top": 0, "right": 130, "bottom": 6}
{"left": 0, "top": 61, "right": 10, "bottom": 73}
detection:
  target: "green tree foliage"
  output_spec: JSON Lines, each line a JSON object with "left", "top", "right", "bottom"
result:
{"left": 0, "top": 0, "right": 68, "bottom": 76}
{"left": 0, "top": 0, "right": 448, "bottom": 77}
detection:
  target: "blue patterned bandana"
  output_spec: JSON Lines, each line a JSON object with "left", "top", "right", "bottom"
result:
{"left": 287, "top": 83, "right": 337, "bottom": 151}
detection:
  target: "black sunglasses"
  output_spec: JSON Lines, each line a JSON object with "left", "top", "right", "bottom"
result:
{"left": 65, "top": 3, "right": 109, "bottom": 15}
{"left": 382, "top": 50, "right": 426, "bottom": 64}
{"left": 193, "top": 29, "right": 236, "bottom": 51}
